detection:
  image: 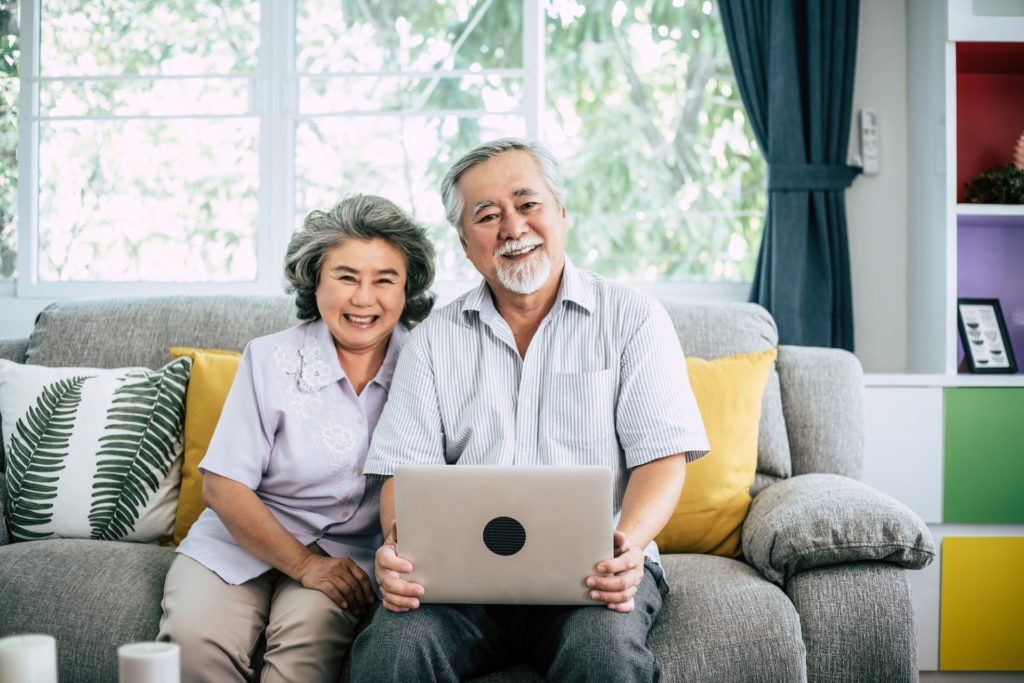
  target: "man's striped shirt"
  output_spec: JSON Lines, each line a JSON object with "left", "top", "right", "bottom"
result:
{"left": 364, "top": 259, "right": 709, "bottom": 558}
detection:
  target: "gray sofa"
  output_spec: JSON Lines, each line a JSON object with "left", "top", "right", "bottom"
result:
{"left": 0, "top": 295, "right": 934, "bottom": 682}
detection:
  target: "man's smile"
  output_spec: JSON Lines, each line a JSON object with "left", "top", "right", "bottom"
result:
{"left": 497, "top": 237, "right": 545, "bottom": 262}
{"left": 502, "top": 244, "right": 540, "bottom": 259}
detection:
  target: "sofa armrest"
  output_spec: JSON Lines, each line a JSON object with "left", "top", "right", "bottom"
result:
{"left": 777, "top": 345, "right": 863, "bottom": 478}
{"left": 742, "top": 473, "right": 934, "bottom": 586}
{"left": 0, "top": 337, "right": 29, "bottom": 363}
{"left": 0, "top": 470, "right": 9, "bottom": 546}
{"left": 787, "top": 562, "right": 918, "bottom": 682}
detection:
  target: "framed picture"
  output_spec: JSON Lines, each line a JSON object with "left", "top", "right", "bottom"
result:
{"left": 957, "top": 298, "right": 1018, "bottom": 374}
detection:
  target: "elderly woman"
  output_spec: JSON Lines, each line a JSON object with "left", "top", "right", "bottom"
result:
{"left": 158, "top": 195, "right": 435, "bottom": 683}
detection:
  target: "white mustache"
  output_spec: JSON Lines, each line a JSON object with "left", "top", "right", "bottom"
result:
{"left": 495, "top": 237, "right": 544, "bottom": 257}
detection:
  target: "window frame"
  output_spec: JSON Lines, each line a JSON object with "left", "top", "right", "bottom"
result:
{"left": 13, "top": 0, "right": 749, "bottom": 303}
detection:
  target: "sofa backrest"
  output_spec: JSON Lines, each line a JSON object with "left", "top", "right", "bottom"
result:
{"left": 3, "top": 296, "right": 797, "bottom": 486}
{"left": 662, "top": 302, "right": 791, "bottom": 492}
{"left": 0, "top": 296, "right": 298, "bottom": 473}
{"left": 24, "top": 296, "right": 298, "bottom": 369}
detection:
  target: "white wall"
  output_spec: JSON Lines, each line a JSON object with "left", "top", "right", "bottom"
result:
{"left": 846, "top": 0, "right": 910, "bottom": 372}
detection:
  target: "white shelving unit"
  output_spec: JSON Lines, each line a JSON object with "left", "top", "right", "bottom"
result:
{"left": 861, "top": 0, "right": 1024, "bottom": 674}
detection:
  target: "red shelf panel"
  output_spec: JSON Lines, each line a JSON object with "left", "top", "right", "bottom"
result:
{"left": 955, "top": 45, "right": 1024, "bottom": 202}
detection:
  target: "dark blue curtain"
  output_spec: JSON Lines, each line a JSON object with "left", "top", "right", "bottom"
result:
{"left": 720, "top": 0, "right": 861, "bottom": 350}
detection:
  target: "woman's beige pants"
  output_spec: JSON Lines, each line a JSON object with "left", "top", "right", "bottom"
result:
{"left": 157, "top": 552, "right": 360, "bottom": 683}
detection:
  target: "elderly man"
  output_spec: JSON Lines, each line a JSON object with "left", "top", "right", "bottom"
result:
{"left": 350, "top": 138, "right": 709, "bottom": 682}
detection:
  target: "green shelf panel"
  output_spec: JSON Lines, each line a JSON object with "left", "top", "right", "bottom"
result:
{"left": 944, "top": 388, "right": 1024, "bottom": 523}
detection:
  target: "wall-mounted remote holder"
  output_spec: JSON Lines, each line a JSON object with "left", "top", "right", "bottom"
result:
{"left": 860, "top": 108, "right": 880, "bottom": 174}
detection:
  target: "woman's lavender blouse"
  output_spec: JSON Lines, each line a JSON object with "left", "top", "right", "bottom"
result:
{"left": 177, "top": 318, "right": 407, "bottom": 586}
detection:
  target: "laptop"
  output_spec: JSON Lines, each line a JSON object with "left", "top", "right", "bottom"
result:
{"left": 394, "top": 465, "right": 614, "bottom": 605}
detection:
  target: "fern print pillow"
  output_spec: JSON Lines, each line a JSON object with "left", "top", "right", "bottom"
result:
{"left": 0, "top": 358, "right": 191, "bottom": 543}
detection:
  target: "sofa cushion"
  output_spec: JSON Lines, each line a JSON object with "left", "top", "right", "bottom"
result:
{"left": 655, "top": 349, "right": 776, "bottom": 557}
{"left": 0, "top": 539, "right": 175, "bottom": 682}
{"left": 742, "top": 474, "right": 935, "bottom": 586}
{"left": 0, "top": 358, "right": 190, "bottom": 542}
{"left": 25, "top": 296, "right": 297, "bottom": 370}
{"left": 651, "top": 553, "right": 806, "bottom": 682}
{"left": 167, "top": 347, "right": 242, "bottom": 545}
{"left": 663, "top": 302, "right": 792, "bottom": 486}
{"left": 340, "top": 554, "right": 806, "bottom": 683}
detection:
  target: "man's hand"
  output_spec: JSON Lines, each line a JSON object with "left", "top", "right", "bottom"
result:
{"left": 586, "top": 530, "right": 645, "bottom": 612}
{"left": 295, "top": 554, "right": 375, "bottom": 616}
{"left": 376, "top": 521, "right": 426, "bottom": 613}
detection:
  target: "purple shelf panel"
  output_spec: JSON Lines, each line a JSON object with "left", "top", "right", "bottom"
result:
{"left": 957, "top": 218, "right": 1024, "bottom": 372}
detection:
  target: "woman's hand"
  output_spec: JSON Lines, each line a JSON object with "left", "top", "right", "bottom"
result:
{"left": 204, "top": 473, "right": 376, "bottom": 615}
{"left": 375, "top": 522, "right": 425, "bottom": 613}
{"left": 295, "top": 554, "right": 375, "bottom": 616}
{"left": 585, "top": 530, "right": 645, "bottom": 612}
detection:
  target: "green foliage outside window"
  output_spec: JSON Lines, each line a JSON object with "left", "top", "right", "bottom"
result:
{"left": 8, "top": 0, "right": 764, "bottom": 285}
{"left": 34, "top": 0, "right": 260, "bottom": 282}
{"left": 545, "top": 0, "right": 765, "bottom": 282}
{"left": 304, "top": 0, "right": 765, "bottom": 283}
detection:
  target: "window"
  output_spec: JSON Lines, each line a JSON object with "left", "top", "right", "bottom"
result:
{"left": 1, "top": 0, "right": 16, "bottom": 283}
{"left": 545, "top": 0, "right": 765, "bottom": 283}
{"left": 292, "top": 0, "right": 533, "bottom": 281}
{"left": 13, "top": 0, "right": 763, "bottom": 296}
{"left": 22, "top": 0, "right": 261, "bottom": 293}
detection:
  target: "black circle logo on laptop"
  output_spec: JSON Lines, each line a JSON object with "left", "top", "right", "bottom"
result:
{"left": 482, "top": 516, "right": 526, "bottom": 556}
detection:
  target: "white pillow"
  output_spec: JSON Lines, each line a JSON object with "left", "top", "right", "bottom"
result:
{"left": 0, "top": 357, "right": 191, "bottom": 543}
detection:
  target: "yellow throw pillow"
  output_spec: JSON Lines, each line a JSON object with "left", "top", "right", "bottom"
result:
{"left": 166, "top": 347, "right": 242, "bottom": 546}
{"left": 655, "top": 348, "right": 777, "bottom": 558}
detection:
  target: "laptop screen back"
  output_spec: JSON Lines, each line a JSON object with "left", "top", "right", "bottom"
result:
{"left": 394, "top": 465, "right": 614, "bottom": 605}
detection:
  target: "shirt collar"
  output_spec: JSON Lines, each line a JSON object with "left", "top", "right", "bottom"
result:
{"left": 460, "top": 256, "right": 595, "bottom": 325}
{"left": 558, "top": 257, "right": 595, "bottom": 314}
{"left": 297, "top": 319, "right": 408, "bottom": 393}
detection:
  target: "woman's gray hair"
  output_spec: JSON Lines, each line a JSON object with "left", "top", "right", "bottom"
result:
{"left": 284, "top": 194, "right": 436, "bottom": 327}
{"left": 440, "top": 138, "right": 568, "bottom": 238}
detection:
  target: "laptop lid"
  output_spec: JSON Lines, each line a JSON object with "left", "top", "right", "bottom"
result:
{"left": 394, "top": 465, "right": 614, "bottom": 605}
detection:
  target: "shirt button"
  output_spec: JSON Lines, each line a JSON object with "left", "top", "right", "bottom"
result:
{"left": 356, "top": 416, "right": 365, "bottom": 424}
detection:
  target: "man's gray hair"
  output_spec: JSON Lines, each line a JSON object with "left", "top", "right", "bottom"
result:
{"left": 284, "top": 194, "right": 436, "bottom": 327}
{"left": 440, "top": 138, "right": 568, "bottom": 238}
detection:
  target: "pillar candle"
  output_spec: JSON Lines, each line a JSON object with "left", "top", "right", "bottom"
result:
{"left": 0, "top": 634, "right": 58, "bottom": 683}
{"left": 117, "top": 642, "right": 180, "bottom": 683}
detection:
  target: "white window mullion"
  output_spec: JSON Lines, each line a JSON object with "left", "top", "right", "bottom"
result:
{"left": 523, "top": 0, "right": 544, "bottom": 141}
{"left": 16, "top": 0, "right": 40, "bottom": 297}
{"left": 259, "top": 0, "right": 296, "bottom": 295}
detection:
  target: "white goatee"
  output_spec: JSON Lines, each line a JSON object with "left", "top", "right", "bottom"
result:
{"left": 494, "top": 237, "right": 551, "bottom": 295}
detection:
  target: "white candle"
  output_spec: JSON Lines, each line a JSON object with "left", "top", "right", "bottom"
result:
{"left": 117, "top": 642, "right": 180, "bottom": 683}
{"left": 0, "top": 634, "right": 58, "bottom": 683}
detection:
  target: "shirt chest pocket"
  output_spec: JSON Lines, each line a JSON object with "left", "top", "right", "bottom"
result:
{"left": 543, "top": 369, "right": 617, "bottom": 453}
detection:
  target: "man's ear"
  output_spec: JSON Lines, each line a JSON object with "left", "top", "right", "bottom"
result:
{"left": 459, "top": 234, "right": 468, "bottom": 254}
